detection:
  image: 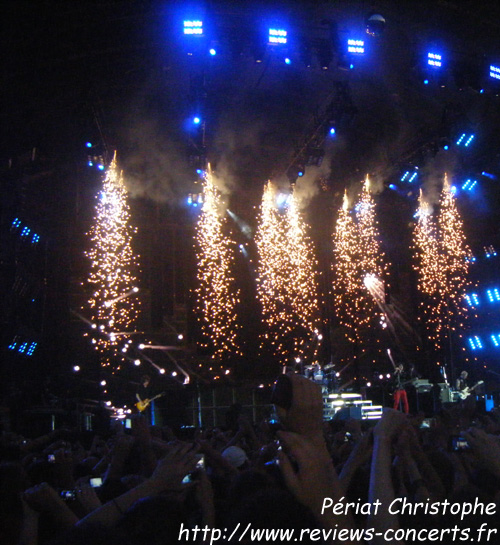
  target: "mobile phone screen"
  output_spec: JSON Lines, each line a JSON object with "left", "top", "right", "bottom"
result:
{"left": 90, "top": 477, "right": 103, "bottom": 488}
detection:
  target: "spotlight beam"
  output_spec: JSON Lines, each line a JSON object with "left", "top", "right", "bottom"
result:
{"left": 104, "top": 287, "right": 139, "bottom": 307}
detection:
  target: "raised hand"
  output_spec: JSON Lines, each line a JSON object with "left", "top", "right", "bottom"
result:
{"left": 463, "top": 427, "right": 500, "bottom": 478}
{"left": 75, "top": 483, "right": 102, "bottom": 514}
{"left": 274, "top": 374, "right": 324, "bottom": 449}
{"left": 148, "top": 441, "right": 199, "bottom": 492}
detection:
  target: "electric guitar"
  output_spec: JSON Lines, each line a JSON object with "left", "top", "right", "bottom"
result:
{"left": 457, "top": 381, "right": 484, "bottom": 400}
{"left": 135, "top": 392, "right": 165, "bottom": 412}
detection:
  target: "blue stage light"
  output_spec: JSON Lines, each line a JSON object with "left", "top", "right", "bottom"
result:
{"left": 98, "top": 164, "right": 105, "bottom": 171}
{"left": 485, "top": 246, "right": 497, "bottom": 258}
{"left": 285, "top": 57, "right": 291, "bottom": 65}
{"left": 456, "top": 133, "right": 475, "bottom": 147}
{"left": 31, "top": 234, "right": 40, "bottom": 244}
{"left": 464, "top": 134, "right": 475, "bottom": 147}
{"left": 389, "top": 184, "right": 397, "bottom": 190}
{"left": 187, "top": 195, "right": 192, "bottom": 205}
{"left": 450, "top": 185, "right": 458, "bottom": 194}
{"left": 86, "top": 142, "right": 92, "bottom": 148}
{"left": 423, "top": 79, "right": 429, "bottom": 85}
{"left": 468, "top": 336, "right": 483, "bottom": 350}
{"left": 462, "top": 179, "right": 477, "bottom": 191}
{"left": 11, "top": 218, "right": 22, "bottom": 230}
{"left": 193, "top": 116, "right": 201, "bottom": 124}
{"left": 486, "top": 288, "right": 500, "bottom": 302}
{"left": 347, "top": 39, "right": 364, "bottom": 54}
{"left": 8, "top": 341, "right": 17, "bottom": 350}
{"left": 465, "top": 293, "right": 480, "bottom": 307}
{"left": 490, "top": 65, "right": 500, "bottom": 80}
{"left": 491, "top": 334, "right": 500, "bottom": 347}
{"left": 297, "top": 170, "right": 304, "bottom": 177}
{"left": 184, "top": 20, "right": 203, "bottom": 36}
{"left": 21, "top": 227, "right": 31, "bottom": 237}
{"left": 443, "top": 145, "right": 449, "bottom": 150}
{"left": 409, "top": 172, "right": 418, "bottom": 183}
{"left": 18, "top": 342, "right": 28, "bottom": 354}
{"left": 427, "top": 52, "right": 442, "bottom": 68}
{"left": 329, "top": 127, "right": 336, "bottom": 136}
{"left": 26, "top": 342, "right": 37, "bottom": 356}
{"left": 481, "top": 172, "right": 496, "bottom": 179}
{"left": 196, "top": 169, "right": 203, "bottom": 175}
{"left": 350, "top": 63, "right": 354, "bottom": 69}
{"left": 209, "top": 48, "right": 216, "bottom": 56}
{"left": 268, "top": 29, "right": 287, "bottom": 45}
{"left": 401, "top": 171, "right": 410, "bottom": 182}
{"left": 88, "top": 161, "right": 94, "bottom": 167}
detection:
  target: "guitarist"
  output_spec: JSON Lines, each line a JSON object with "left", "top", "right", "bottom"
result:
{"left": 135, "top": 374, "right": 153, "bottom": 422}
{"left": 455, "top": 370, "right": 469, "bottom": 397}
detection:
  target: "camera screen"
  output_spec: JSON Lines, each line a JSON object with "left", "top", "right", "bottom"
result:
{"left": 60, "top": 490, "right": 76, "bottom": 500}
{"left": 182, "top": 454, "right": 205, "bottom": 483}
{"left": 90, "top": 477, "right": 103, "bottom": 488}
{"left": 452, "top": 436, "right": 470, "bottom": 451}
{"left": 195, "top": 454, "right": 205, "bottom": 470}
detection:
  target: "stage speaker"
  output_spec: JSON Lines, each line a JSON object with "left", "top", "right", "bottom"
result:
{"left": 438, "top": 383, "right": 452, "bottom": 403}
{"left": 332, "top": 406, "right": 362, "bottom": 420}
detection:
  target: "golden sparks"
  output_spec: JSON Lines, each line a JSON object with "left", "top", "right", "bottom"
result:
{"left": 256, "top": 182, "right": 321, "bottom": 366}
{"left": 194, "top": 168, "right": 241, "bottom": 366}
{"left": 84, "top": 153, "right": 141, "bottom": 372}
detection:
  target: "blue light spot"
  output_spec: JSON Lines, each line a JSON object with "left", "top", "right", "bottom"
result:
{"left": 285, "top": 58, "right": 291, "bottom": 65}
{"left": 347, "top": 39, "right": 364, "bottom": 54}
{"left": 490, "top": 65, "right": 500, "bottom": 80}
{"left": 389, "top": 184, "right": 397, "bottom": 190}
{"left": 196, "top": 169, "right": 203, "bottom": 175}
{"left": 184, "top": 20, "right": 203, "bottom": 36}
{"left": 464, "top": 134, "right": 475, "bottom": 147}
{"left": 427, "top": 52, "right": 442, "bottom": 68}
{"left": 443, "top": 145, "right": 449, "bottom": 150}
{"left": 329, "top": 127, "right": 336, "bottom": 136}
{"left": 298, "top": 170, "right": 304, "bottom": 177}
{"left": 86, "top": 142, "right": 92, "bottom": 148}
{"left": 424, "top": 79, "right": 429, "bottom": 85}
{"left": 209, "top": 48, "right": 216, "bottom": 56}
{"left": 97, "top": 164, "right": 105, "bottom": 171}
{"left": 349, "top": 64, "right": 354, "bottom": 70}
{"left": 88, "top": 161, "right": 94, "bottom": 167}
{"left": 268, "top": 29, "right": 287, "bottom": 45}
{"left": 193, "top": 116, "right": 201, "bottom": 124}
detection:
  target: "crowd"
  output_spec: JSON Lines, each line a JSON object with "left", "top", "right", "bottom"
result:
{"left": 1, "top": 374, "right": 499, "bottom": 544}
